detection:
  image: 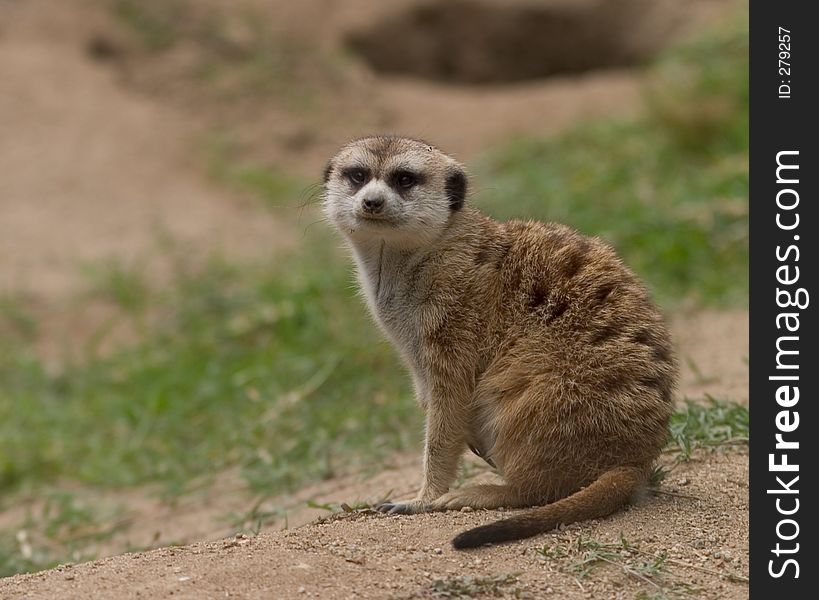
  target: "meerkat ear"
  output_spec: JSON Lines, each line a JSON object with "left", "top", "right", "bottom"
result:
{"left": 323, "top": 160, "right": 333, "bottom": 184}
{"left": 445, "top": 168, "right": 467, "bottom": 210}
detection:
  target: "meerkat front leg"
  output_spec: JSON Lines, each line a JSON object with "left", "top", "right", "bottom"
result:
{"left": 377, "top": 391, "right": 467, "bottom": 514}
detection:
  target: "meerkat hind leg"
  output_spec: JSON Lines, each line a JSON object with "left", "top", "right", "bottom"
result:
{"left": 430, "top": 484, "right": 533, "bottom": 512}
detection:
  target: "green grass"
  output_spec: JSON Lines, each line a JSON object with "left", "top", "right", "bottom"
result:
{"left": 0, "top": 491, "right": 126, "bottom": 577}
{"left": 647, "top": 397, "right": 748, "bottom": 488}
{"left": 81, "top": 259, "right": 151, "bottom": 313}
{"left": 0, "top": 294, "right": 38, "bottom": 343}
{"left": 475, "top": 18, "right": 747, "bottom": 307}
{"left": 667, "top": 397, "right": 749, "bottom": 462}
{"left": 204, "top": 134, "right": 312, "bottom": 209}
{"left": 111, "top": 0, "right": 183, "bottom": 51}
{"left": 227, "top": 498, "right": 286, "bottom": 537}
{"left": 0, "top": 247, "right": 416, "bottom": 494}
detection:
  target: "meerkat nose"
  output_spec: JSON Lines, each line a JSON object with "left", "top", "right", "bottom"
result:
{"left": 362, "top": 196, "right": 385, "bottom": 212}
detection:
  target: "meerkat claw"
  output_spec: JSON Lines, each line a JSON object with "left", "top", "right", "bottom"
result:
{"left": 376, "top": 500, "right": 427, "bottom": 515}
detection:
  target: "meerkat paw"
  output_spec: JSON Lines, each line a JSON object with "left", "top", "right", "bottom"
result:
{"left": 375, "top": 499, "right": 431, "bottom": 515}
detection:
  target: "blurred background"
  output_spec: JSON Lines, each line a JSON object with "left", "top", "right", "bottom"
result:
{"left": 0, "top": 0, "right": 747, "bottom": 576}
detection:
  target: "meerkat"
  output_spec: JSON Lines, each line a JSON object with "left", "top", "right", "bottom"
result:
{"left": 322, "top": 136, "right": 677, "bottom": 549}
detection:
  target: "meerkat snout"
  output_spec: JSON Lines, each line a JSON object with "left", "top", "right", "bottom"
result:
{"left": 361, "top": 195, "right": 384, "bottom": 213}
{"left": 323, "top": 135, "right": 677, "bottom": 549}
{"left": 355, "top": 179, "right": 395, "bottom": 219}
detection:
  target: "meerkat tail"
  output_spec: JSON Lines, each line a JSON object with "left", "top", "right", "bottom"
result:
{"left": 451, "top": 466, "right": 645, "bottom": 549}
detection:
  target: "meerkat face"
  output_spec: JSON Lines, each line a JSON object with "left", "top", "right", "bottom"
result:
{"left": 323, "top": 136, "right": 467, "bottom": 247}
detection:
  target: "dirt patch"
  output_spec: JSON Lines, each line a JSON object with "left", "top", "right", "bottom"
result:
{"left": 349, "top": 0, "right": 680, "bottom": 84}
{"left": 0, "top": 448, "right": 748, "bottom": 600}
{"left": 672, "top": 309, "right": 748, "bottom": 405}
{"left": 0, "top": 0, "right": 294, "bottom": 302}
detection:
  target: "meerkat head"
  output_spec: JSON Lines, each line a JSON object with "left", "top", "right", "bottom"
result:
{"left": 323, "top": 136, "right": 467, "bottom": 247}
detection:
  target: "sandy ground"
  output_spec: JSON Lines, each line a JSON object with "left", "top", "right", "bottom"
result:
{"left": 0, "top": 0, "right": 747, "bottom": 597}
{"left": 0, "top": 452, "right": 749, "bottom": 600}
{"left": 0, "top": 1, "right": 297, "bottom": 299}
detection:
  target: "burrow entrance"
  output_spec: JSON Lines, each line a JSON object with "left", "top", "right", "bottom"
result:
{"left": 347, "top": 0, "right": 678, "bottom": 85}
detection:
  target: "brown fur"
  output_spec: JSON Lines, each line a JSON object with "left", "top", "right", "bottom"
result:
{"left": 323, "top": 136, "right": 677, "bottom": 549}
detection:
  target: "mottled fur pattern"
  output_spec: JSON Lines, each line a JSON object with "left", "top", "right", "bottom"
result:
{"left": 323, "top": 136, "right": 677, "bottom": 548}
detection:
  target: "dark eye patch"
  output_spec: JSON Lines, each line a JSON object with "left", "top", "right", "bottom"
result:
{"left": 342, "top": 167, "right": 370, "bottom": 186}
{"left": 390, "top": 169, "right": 424, "bottom": 190}
{"left": 445, "top": 169, "right": 466, "bottom": 210}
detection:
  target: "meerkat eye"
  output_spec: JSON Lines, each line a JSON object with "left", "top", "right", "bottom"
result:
{"left": 345, "top": 168, "right": 369, "bottom": 186}
{"left": 395, "top": 171, "right": 418, "bottom": 189}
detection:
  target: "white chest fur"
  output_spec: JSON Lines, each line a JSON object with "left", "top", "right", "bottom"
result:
{"left": 348, "top": 239, "right": 428, "bottom": 378}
